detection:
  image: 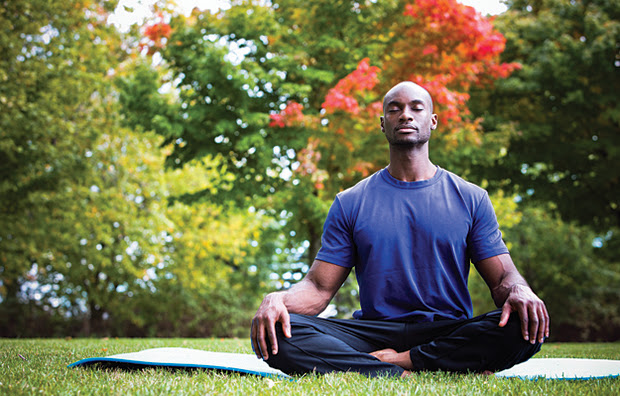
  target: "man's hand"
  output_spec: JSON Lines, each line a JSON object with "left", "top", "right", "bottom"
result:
{"left": 475, "top": 254, "right": 550, "bottom": 345}
{"left": 250, "top": 260, "right": 351, "bottom": 360}
{"left": 499, "top": 283, "right": 550, "bottom": 344}
{"left": 251, "top": 292, "right": 292, "bottom": 360}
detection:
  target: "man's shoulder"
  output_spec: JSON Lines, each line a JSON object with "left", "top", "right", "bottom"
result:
{"left": 440, "top": 168, "right": 487, "bottom": 197}
{"left": 336, "top": 168, "right": 385, "bottom": 200}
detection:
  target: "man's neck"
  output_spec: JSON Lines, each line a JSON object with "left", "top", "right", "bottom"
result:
{"left": 387, "top": 146, "right": 436, "bottom": 182}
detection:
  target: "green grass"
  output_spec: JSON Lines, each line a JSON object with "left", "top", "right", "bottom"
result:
{"left": 0, "top": 338, "right": 618, "bottom": 395}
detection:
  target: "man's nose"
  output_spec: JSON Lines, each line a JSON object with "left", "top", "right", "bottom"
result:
{"left": 400, "top": 107, "right": 414, "bottom": 121}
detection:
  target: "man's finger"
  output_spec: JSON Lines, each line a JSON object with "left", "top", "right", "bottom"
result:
{"left": 250, "top": 320, "right": 261, "bottom": 359}
{"left": 498, "top": 303, "right": 512, "bottom": 327}
{"left": 281, "top": 310, "right": 292, "bottom": 339}
{"left": 544, "top": 304, "right": 550, "bottom": 338}
{"left": 267, "top": 319, "right": 279, "bottom": 356}
{"left": 516, "top": 303, "right": 529, "bottom": 342}
{"left": 537, "top": 305, "right": 548, "bottom": 343}
{"left": 257, "top": 322, "right": 270, "bottom": 360}
{"left": 527, "top": 305, "right": 539, "bottom": 344}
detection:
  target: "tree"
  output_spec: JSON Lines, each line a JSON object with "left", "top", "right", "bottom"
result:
{"left": 0, "top": 1, "right": 273, "bottom": 337}
{"left": 470, "top": 0, "right": 620, "bottom": 235}
{"left": 467, "top": 193, "right": 620, "bottom": 341}
{"left": 126, "top": 0, "right": 522, "bottom": 318}
{"left": 0, "top": 0, "right": 122, "bottom": 205}
{"left": 118, "top": 1, "right": 391, "bottom": 288}
{"left": 32, "top": 130, "right": 174, "bottom": 336}
{"left": 466, "top": 0, "right": 620, "bottom": 340}
{"left": 0, "top": 0, "right": 123, "bottom": 333}
{"left": 1, "top": 121, "right": 272, "bottom": 337}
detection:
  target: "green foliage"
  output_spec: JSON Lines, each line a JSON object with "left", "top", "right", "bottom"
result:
{"left": 0, "top": 123, "right": 271, "bottom": 337}
{"left": 507, "top": 206, "right": 620, "bottom": 341}
{"left": 0, "top": 1, "right": 272, "bottom": 338}
{"left": 0, "top": 0, "right": 122, "bottom": 206}
{"left": 0, "top": 0, "right": 125, "bottom": 334}
{"left": 466, "top": 0, "right": 620, "bottom": 341}
{"left": 118, "top": 2, "right": 398, "bottom": 319}
{"left": 470, "top": 0, "right": 620, "bottom": 233}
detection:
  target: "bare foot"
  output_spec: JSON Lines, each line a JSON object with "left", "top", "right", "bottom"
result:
{"left": 369, "top": 348, "right": 414, "bottom": 370}
{"left": 369, "top": 348, "right": 398, "bottom": 361}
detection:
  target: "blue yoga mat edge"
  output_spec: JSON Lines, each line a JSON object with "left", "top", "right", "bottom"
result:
{"left": 68, "top": 356, "right": 289, "bottom": 378}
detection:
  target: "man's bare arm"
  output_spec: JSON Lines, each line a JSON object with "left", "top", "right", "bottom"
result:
{"left": 251, "top": 260, "right": 351, "bottom": 359}
{"left": 475, "top": 253, "right": 550, "bottom": 344}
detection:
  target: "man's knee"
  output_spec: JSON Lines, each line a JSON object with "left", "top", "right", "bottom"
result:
{"left": 483, "top": 310, "right": 543, "bottom": 370}
{"left": 492, "top": 310, "right": 544, "bottom": 344}
{"left": 263, "top": 314, "right": 315, "bottom": 374}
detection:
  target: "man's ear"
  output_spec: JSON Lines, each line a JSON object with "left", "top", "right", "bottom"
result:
{"left": 431, "top": 114, "right": 438, "bottom": 130}
{"left": 380, "top": 116, "right": 385, "bottom": 133}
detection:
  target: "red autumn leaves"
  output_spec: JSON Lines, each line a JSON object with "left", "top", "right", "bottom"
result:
{"left": 140, "top": 13, "right": 171, "bottom": 55}
{"left": 322, "top": 58, "right": 381, "bottom": 115}
{"left": 400, "top": 0, "right": 521, "bottom": 124}
{"left": 271, "top": 0, "right": 520, "bottom": 129}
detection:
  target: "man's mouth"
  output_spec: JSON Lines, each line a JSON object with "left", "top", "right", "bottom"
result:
{"left": 396, "top": 125, "right": 417, "bottom": 132}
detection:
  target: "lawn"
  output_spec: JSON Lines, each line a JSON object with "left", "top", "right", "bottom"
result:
{"left": 1, "top": 338, "right": 618, "bottom": 395}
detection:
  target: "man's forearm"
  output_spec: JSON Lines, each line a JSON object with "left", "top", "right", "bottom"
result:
{"left": 274, "top": 279, "right": 333, "bottom": 316}
{"left": 476, "top": 254, "right": 531, "bottom": 308}
{"left": 490, "top": 272, "right": 530, "bottom": 308}
{"left": 275, "top": 259, "right": 349, "bottom": 316}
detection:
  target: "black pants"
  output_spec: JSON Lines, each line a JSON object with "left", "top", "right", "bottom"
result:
{"left": 265, "top": 310, "right": 542, "bottom": 377}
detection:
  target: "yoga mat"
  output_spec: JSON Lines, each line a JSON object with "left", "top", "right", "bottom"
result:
{"left": 495, "top": 358, "right": 620, "bottom": 380}
{"left": 68, "top": 347, "right": 290, "bottom": 378}
{"left": 69, "top": 348, "right": 620, "bottom": 380}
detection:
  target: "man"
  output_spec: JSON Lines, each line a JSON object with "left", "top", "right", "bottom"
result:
{"left": 251, "top": 81, "right": 549, "bottom": 377}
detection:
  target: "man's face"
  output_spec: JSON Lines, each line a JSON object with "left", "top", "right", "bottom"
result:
{"left": 380, "top": 83, "right": 438, "bottom": 147}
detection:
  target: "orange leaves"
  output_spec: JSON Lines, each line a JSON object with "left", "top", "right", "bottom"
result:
{"left": 400, "top": 0, "right": 518, "bottom": 80}
{"left": 139, "top": 13, "right": 172, "bottom": 55}
{"left": 144, "top": 21, "right": 171, "bottom": 43}
{"left": 322, "top": 58, "right": 380, "bottom": 115}
{"left": 394, "top": 0, "right": 521, "bottom": 128}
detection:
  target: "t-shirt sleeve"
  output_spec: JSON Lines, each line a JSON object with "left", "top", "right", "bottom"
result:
{"left": 467, "top": 191, "right": 509, "bottom": 263}
{"left": 315, "top": 196, "right": 356, "bottom": 268}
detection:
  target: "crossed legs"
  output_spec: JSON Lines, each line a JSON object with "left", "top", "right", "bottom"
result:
{"left": 264, "top": 310, "right": 542, "bottom": 377}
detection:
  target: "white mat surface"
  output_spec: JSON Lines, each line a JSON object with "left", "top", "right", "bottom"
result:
{"left": 69, "top": 348, "right": 620, "bottom": 380}
{"left": 69, "top": 347, "right": 289, "bottom": 378}
{"left": 496, "top": 358, "right": 620, "bottom": 379}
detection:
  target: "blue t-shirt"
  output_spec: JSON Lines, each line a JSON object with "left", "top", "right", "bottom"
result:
{"left": 316, "top": 166, "right": 508, "bottom": 322}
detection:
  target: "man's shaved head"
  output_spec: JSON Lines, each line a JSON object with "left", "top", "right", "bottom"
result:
{"left": 383, "top": 81, "right": 434, "bottom": 113}
{"left": 380, "top": 81, "right": 438, "bottom": 148}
